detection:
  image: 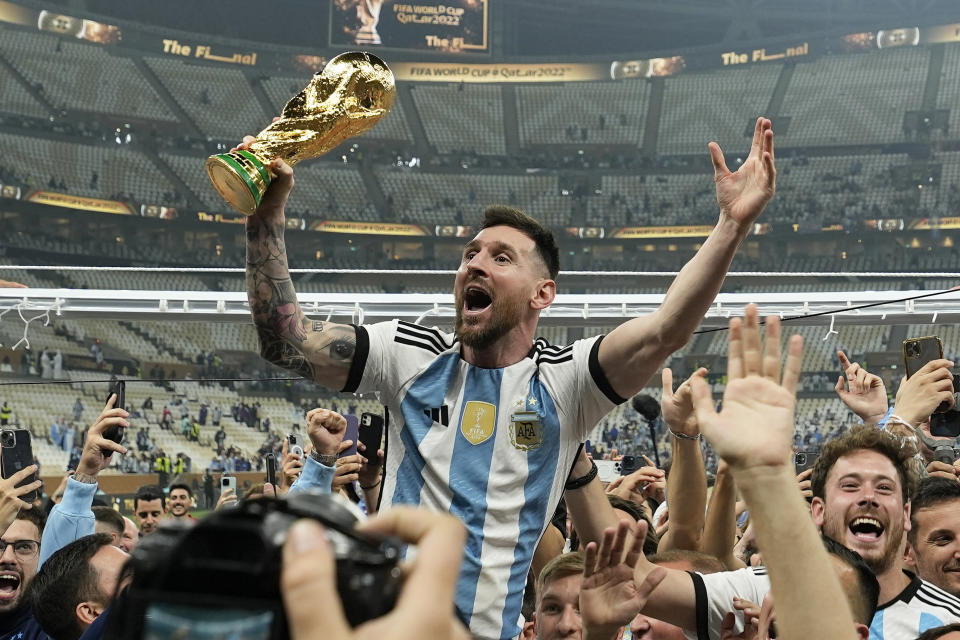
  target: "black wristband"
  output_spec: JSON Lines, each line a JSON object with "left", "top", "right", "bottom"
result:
{"left": 564, "top": 460, "right": 598, "bottom": 491}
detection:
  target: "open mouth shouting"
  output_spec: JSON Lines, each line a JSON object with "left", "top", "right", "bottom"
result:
{"left": 0, "top": 570, "right": 22, "bottom": 603}
{"left": 849, "top": 516, "right": 885, "bottom": 543}
{"left": 462, "top": 285, "right": 493, "bottom": 319}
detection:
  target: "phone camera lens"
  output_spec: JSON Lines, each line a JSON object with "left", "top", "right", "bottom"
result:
{"left": 906, "top": 341, "right": 920, "bottom": 357}
{"left": 796, "top": 453, "right": 806, "bottom": 465}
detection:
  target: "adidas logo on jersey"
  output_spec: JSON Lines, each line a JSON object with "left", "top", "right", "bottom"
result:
{"left": 423, "top": 405, "right": 450, "bottom": 426}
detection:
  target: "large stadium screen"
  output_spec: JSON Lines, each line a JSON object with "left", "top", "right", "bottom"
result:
{"left": 330, "top": 0, "right": 487, "bottom": 54}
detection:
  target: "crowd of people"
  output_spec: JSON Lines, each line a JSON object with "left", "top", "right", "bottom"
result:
{"left": 7, "top": 116, "right": 960, "bottom": 640}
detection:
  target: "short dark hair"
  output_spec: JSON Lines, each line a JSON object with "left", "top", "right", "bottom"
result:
{"left": 810, "top": 426, "right": 918, "bottom": 504}
{"left": 134, "top": 484, "right": 165, "bottom": 511}
{"left": 17, "top": 507, "right": 46, "bottom": 537}
{"left": 27, "top": 533, "right": 114, "bottom": 640}
{"left": 918, "top": 624, "right": 960, "bottom": 640}
{"left": 92, "top": 506, "right": 124, "bottom": 537}
{"left": 647, "top": 549, "right": 726, "bottom": 574}
{"left": 908, "top": 477, "right": 960, "bottom": 545}
{"left": 822, "top": 536, "right": 880, "bottom": 627}
{"left": 168, "top": 482, "right": 192, "bottom": 498}
{"left": 606, "top": 495, "right": 659, "bottom": 556}
{"left": 479, "top": 205, "right": 560, "bottom": 280}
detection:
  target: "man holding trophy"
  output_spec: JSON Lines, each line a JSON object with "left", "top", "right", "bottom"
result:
{"left": 219, "top": 52, "right": 777, "bottom": 640}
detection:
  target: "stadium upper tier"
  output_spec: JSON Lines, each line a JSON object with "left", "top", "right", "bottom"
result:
{"left": 0, "top": 17, "right": 956, "bottom": 226}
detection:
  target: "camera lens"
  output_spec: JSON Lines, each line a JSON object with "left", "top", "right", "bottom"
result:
{"left": 0, "top": 432, "right": 13, "bottom": 447}
{"left": 796, "top": 453, "right": 806, "bottom": 465}
{"left": 906, "top": 341, "right": 920, "bottom": 357}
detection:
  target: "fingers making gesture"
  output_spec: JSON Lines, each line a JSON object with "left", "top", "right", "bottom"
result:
{"left": 690, "top": 304, "right": 802, "bottom": 472}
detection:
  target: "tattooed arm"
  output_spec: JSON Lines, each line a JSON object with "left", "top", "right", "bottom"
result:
{"left": 245, "top": 157, "right": 357, "bottom": 390}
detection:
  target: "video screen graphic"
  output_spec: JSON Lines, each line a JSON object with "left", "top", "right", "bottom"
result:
{"left": 331, "top": 0, "right": 487, "bottom": 53}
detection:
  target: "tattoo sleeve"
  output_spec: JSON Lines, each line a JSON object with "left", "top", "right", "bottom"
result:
{"left": 246, "top": 216, "right": 356, "bottom": 389}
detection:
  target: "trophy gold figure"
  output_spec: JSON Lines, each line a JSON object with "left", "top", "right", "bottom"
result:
{"left": 206, "top": 51, "right": 395, "bottom": 216}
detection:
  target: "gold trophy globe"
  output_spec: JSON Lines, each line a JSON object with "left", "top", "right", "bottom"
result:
{"left": 206, "top": 51, "right": 395, "bottom": 215}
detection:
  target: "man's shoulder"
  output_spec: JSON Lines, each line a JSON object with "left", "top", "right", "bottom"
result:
{"left": 905, "top": 577, "right": 960, "bottom": 620}
{"left": 374, "top": 320, "right": 458, "bottom": 358}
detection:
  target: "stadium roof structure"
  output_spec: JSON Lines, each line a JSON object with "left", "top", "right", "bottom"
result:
{"left": 2, "top": 279, "right": 959, "bottom": 331}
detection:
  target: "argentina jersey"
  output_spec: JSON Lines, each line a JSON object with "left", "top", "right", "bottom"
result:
{"left": 688, "top": 567, "right": 960, "bottom": 640}
{"left": 344, "top": 320, "right": 625, "bottom": 640}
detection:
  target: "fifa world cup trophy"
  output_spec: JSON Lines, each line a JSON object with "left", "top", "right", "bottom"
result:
{"left": 206, "top": 51, "right": 395, "bottom": 215}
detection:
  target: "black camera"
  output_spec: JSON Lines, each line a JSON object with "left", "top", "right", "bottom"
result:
{"left": 0, "top": 430, "right": 15, "bottom": 448}
{"left": 930, "top": 374, "right": 960, "bottom": 438}
{"left": 794, "top": 448, "right": 820, "bottom": 474}
{"left": 905, "top": 340, "right": 923, "bottom": 358}
{"left": 105, "top": 492, "right": 403, "bottom": 639}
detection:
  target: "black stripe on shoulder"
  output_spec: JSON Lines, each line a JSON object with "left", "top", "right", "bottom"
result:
{"left": 397, "top": 324, "right": 449, "bottom": 353}
{"left": 588, "top": 335, "right": 627, "bottom": 405}
{"left": 398, "top": 321, "right": 454, "bottom": 348}
{"left": 538, "top": 355, "right": 574, "bottom": 366}
{"left": 916, "top": 584, "right": 960, "bottom": 617}
{"left": 914, "top": 592, "right": 960, "bottom": 619}
{"left": 394, "top": 335, "right": 444, "bottom": 355}
{"left": 341, "top": 324, "right": 368, "bottom": 393}
{"left": 541, "top": 345, "right": 573, "bottom": 357}
{"left": 750, "top": 566, "right": 768, "bottom": 576}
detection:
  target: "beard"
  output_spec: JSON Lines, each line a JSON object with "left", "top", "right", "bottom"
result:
{"left": 455, "top": 289, "right": 525, "bottom": 351}
{"left": 823, "top": 509, "right": 904, "bottom": 574}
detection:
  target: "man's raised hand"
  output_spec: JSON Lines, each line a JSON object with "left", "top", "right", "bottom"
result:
{"left": 305, "top": 408, "right": 347, "bottom": 458}
{"left": 580, "top": 520, "right": 666, "bottom": 639}
{"left": 711, "top": 118, "right": 776, "bottom": 229}
{"left": 690, "top": 304, "right": 802, "bottom": 471}
{"left": 834, "top": 350, "right": 888, "bottom": 426}
{"left": 0, "top": 465, "right": 41, "bottom": 534}
{"left": 77, "top": 393, "right": 128, "bottom": 477}
{"left": 661, "top": 367, "right": 708, "bottom": 437}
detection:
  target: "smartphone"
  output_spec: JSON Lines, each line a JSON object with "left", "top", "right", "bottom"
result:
{"left": 595, "top": 459, "right": 617, "bottom": 483}
{"left": 265, "top": 453, "right": 277, "bottom": 488}
{"left": 1, "top": 430, "right": 36, "bottom": 503}
{"left": 794, "top": 447, "right": 820, "bottom": 474}
{"left": 220, "top": 475, "right": 236, "bottom": 495}
{"left": 103, "top": 380, "right": 125, "bottom": 445}
{"left": 904, "top": 336, "right": 944, "bottom": 378}
{"left": 287, "top": 433, "right": 304, "bottom": 459}
{"left": 904, "top": 336, "right": 951, "bottom": 413}
{"left": 339, "top": 415, "right": 359, "bottom": 459}
{"left": 359, "top": 412, "right": 384, "bottom": 456}
{"left": 619, "top": 455, "right": 641, "bottom": 476}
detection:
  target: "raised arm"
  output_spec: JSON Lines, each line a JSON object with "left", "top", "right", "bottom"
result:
{"left": 690, "top": 305, "right": 857, "bottom": 640}
{"left": 701, "top": 460, "right": 745, "bottom": 570}
{"left": 243, "top": 152, "right": 359, "bottom": 391}
{"left": 598, "top": 118, "right": 776, "bottom": 399}
{"left": 657, "top": 367, "right": 708, "bottom": 552}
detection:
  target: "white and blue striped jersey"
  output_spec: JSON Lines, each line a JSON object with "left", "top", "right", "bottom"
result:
{"left": 686, "top": 566, "right": 960, "bottom": 640}
{"left": 344, "top": 320, "right": 625, "bottom": 640}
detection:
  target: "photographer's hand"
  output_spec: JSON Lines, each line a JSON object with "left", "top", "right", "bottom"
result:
{"left": 305, "top": 408, "right": 346, "bottom": 457}
{"left": 893, "top": 359, "right": 955, "bottom": 426}
{"left": 215, "top": 488, "right": 237, "bottom": 510}
{"left": 834, "top": 351, "right": 888, "bottom": 427}
{"left": 77, "top": 394, "right": 128, "bottom": 478}
{"left": 281, "top": 439, "right": 304, "bottom": 490}
{"left": 281, "top": 506, "right": 468, "bottom": 640}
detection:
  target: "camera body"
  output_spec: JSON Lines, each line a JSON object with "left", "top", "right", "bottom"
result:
{"left": 930, "top": 374, "right": 960, "bottom": 438}
{"left": 106, "top": 492, "right": 403, "bottom": 639}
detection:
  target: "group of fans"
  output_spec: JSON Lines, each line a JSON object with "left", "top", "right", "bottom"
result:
{"left": 4, "top": 117, "right": 960, "bottom": 640}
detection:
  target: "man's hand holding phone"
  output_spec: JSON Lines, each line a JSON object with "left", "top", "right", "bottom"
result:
{"left": 893, "top": 358, "right": 955, "bottom": 426}
{"left": 0, "top": 465, "right": 41, "bottom": 535}
{"left": 77, "top": 394, "right": 129, "bottom": 479}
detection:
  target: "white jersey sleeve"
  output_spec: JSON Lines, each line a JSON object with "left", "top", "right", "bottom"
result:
{"left": 683, "top": 567, "right": 771, "bottom": 640}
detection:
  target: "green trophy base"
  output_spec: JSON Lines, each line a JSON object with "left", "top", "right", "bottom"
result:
{"left": 205, "top": 150, "right": 271, "bottom": 216}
